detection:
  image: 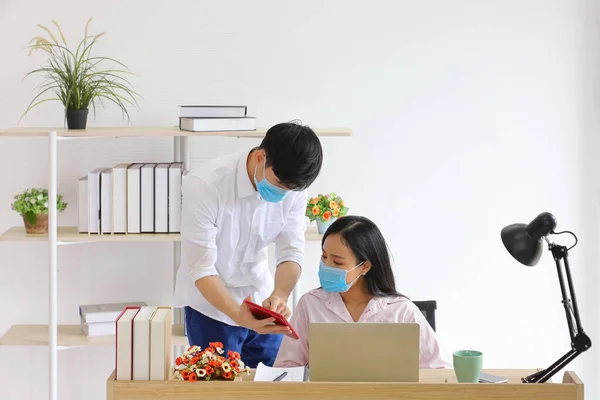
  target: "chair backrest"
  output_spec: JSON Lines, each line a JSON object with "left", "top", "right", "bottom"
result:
{"left": 413, "top": 300, "right": 437, "bottom": 332}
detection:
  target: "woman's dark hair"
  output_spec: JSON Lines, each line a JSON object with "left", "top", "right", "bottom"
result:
{"left": 322, "top": 215, "right": 405, "bottom": 298}
{"left": 259, "top": 121, "right": 323, "bottom": 191}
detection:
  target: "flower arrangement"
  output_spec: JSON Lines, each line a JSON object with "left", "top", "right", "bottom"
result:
{"left": 21, "top": 18, "right": 139, "bottom": 129}
{"left": 173, "top": 342, "right": 250, "bottom": 382}
{"left": 306, "top": 192, "right": 349, "bottom": 223}
{"left": 11, "top": 188, "right": 67, "bottom": 233}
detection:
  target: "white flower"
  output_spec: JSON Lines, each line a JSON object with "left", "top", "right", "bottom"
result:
{"left": 190, "top": 364, "right": 197, "bottom": 372}
{"left": 37, "top": 195, "right": 43, "bottom": 200}
{"left": 174, "top": 371, "right": 181, "bottom": 380}
{"left": 238, "top": 360, "right": 245, "bottom": 368}
{"left": 210, "top": 354, "right": 217, "bottom": 361}
{"left": 30, "top": 198, "right": 36, "bottom": 204}
{"left": 44, "top": 202, "right": 48, "bottom": 208}
{"left": 216, "top": 347, "right": 224, "bottom": 355}
{"left": 197, "top": 369, "right": 206, "bottom": 377}
{"left": 222, "top": 363, "right": 231, "bottom": 373}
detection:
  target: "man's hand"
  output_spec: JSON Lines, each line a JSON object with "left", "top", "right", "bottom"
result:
{"left": 237, "top": 296, "right": 292, "bottom": 335}
{"left": 263, "top": 293, "right": 291, "bottom": 319}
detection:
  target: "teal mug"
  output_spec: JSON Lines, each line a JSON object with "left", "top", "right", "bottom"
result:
{"left": 453, "top": 350, "right": 483, "bottom": 383}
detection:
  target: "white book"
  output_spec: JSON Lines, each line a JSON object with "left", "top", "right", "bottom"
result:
{"left": 141, "top": 163, "right": 157, "bottom": 233}
{"left": 77, "top": 176, "right": 88, "bottom": 233}
{"left": 179, "top": 117, "right": 256, "bottom": 132}
{"left": 87, "top": 168, "right": 104, "bottom": 234}
{"left": 113, "top": 163, "right": 130, "bottom": 233}
{"left": 150, "top": 307, "right": 172, "bottom": 380}
{"left": 168, "top": 163, "right": 184, "bottom": 233}
{"left": 179, "top": 105, "right": 247, "bottom": 118}
{"left": 101, "top": 169, "right": 113, "bottom": 234}
{"left": 79, "top": 301, "right": 147, "bottom": 324}
{"left": 116, "top": 307, "right": 141, "bottom": 380}
{"left": 133, "top": 306, "right": 157, "bottom": 381}
{"left": 81, "top": 320, "right": 115, "bottom": 337}
{"left": 154, "top": 164, "right": 170, "bottom": 234}
{"left": 127, "top": 164, "right": 144, "bottom": 234}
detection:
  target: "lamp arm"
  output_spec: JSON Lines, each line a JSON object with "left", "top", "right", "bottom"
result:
{"left": 522, "top": 244, "right": 592, "bottom": 383}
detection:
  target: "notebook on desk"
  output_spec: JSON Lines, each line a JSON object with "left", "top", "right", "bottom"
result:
{"left": 309, "top": 323, "right": 420, "bottom": 382}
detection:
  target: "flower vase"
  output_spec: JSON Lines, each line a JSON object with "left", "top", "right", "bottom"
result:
{"left": 23, "top": 213, "right": 48, "bottom": 234}
{"left": 316, "top": 218, "right": 336, "bottom": 234}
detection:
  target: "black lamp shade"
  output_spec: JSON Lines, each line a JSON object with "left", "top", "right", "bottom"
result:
{"left": 501, "top": 212, "right": 557, "bottom": 267}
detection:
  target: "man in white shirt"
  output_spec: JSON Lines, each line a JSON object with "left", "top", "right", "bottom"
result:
{"left": 174, "top": 122, "right": 323, "bottom": 367}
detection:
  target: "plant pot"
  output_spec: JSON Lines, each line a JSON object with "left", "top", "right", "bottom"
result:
{"left": 317, "top": 218, "right": 336, "bottom": 234}
{"left": 66, "top": 108, "right": 89, "bottom": 130}
{"left": 23, "top": 213, "right": 48, "bottom": 234}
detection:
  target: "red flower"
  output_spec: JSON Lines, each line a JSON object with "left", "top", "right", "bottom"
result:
{"left": 191, "top": 356, "right": 200, "bottom": 364}
{"left": 228, "top": 350, "right": 240, "bottom": 359}
{"left": 188, "top": 372, "right": 198, "bottom": 382}
{"left": 218, "top": 356, "right": 226, "bottom": 362}
{"left": 183, "top": 358, "right": 191, "bottom": 365}
{"left": 175, "top": 357, "right": 183, "bottom": 366}
{"left": 223, "top": 371, "right": 233, "bottom": 379}
{"left": 205, "top": 366, "right": 214, "bottom": 375}
{"left": 208, "top": 360, "right": 218, "bottom": 368}
{"left": 181, "top": 370, "right": 190, "bottom": 380}
{"left": 209, "top": 342, "right": 223, "bottom": 349}
{"left": 230, "top": 360, "right": 238, "bottom": 369}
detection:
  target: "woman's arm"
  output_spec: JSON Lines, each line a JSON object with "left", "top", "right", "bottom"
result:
{"left": 273, "top": 295, "right": 310, "bottom": 367}
{"left": 406, "top": 302, "right": 452, "bottom": 369}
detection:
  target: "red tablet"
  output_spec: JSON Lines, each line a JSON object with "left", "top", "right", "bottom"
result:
{"left": 244, "top": 299, "right": 300, "bottom": 340}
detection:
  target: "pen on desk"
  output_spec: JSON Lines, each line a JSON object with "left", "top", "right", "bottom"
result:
{"left": 273, "top": 372, "right": 287, "bottom": 382}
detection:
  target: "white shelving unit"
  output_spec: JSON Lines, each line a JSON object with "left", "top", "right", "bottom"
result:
{"left": 0, "top": 125, "right": 351, "bottom": 400}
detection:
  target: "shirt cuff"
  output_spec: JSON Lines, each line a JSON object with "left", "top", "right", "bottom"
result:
{"left": 276, "top": 253, "right": 304, "bottom": 270}
{"left": 189, "top": 264, "right": 219, "bottom": 283}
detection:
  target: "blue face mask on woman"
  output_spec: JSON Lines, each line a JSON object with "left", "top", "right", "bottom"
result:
{"left": 318, "top": 260, "right": 365, "bottom": 293}
{"left": 254, "top": 159, "right": 289, "bottom": 203}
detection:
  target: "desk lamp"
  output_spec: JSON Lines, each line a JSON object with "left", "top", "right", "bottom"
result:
{"left": 501, "top": 212, "right": 592, "bottom": 383}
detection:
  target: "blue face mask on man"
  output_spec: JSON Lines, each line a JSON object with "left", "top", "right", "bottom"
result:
{"left": 318, "top": 260, "right": 366, "bottom": 293}
{"left": 254, "top": 158, "right": 289, "bottom": 203}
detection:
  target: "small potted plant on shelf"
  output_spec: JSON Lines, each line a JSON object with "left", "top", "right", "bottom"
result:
{"left": 11, "top": 188, "right": 67, "bottom": 234}
{"left": 173, "top": 342, "right": 251, "bottom": 382}
{"left": 20, "top": 18, "right": 139, "bottom": 129}
{"left": 306, "top": 192, "right": 349, "bottom": 234}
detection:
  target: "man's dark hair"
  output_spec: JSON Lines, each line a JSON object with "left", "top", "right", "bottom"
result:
{"left": 259, "top": 121, "right": 323, "bottom": 190}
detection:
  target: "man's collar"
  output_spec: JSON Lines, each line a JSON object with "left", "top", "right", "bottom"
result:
{"left": 237, "top": 151, "right": 257, "bottom": 199}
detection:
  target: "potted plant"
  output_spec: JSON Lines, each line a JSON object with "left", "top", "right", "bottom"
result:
{"left": 20, "top": 18, "right": 139, "bottom": 129}
{"left": 11, "top": 188, "right": 67, "bottom": 234}
{"left": 173, "top": 342, "right": 250, "bottom": 382}
{"left": 306, "top": 193, "right": 349, "bottom": 234}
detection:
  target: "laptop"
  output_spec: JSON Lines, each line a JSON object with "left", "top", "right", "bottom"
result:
{"left": 309, "top": 323, "right": 420, "bottom": 382}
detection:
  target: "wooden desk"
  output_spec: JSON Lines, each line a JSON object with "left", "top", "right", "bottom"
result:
{"left": 106, "top": 369, "right": 584, "bottom": 400}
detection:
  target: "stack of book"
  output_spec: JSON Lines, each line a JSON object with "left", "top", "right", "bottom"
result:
{"left": 178, "top": 105, "right": 256, "bottom": 132}
{"left": 115, "top": 305, "right": 173, "bottom": 381}
{"left": 78, "top": 162, "right": 184, "bottom": 234}
{"left": 79, "top": 301, "right": 147, "bottom": 337}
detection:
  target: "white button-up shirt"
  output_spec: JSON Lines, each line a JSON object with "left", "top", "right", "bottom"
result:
{"left": 173, "top": 151, "right": 307, "bottom": 326}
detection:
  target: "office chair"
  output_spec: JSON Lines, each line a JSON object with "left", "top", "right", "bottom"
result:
{"left": 413, "top": 300, "right": 437, "bottom": 332}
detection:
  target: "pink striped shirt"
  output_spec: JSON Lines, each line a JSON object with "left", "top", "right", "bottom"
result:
{"left": 274, "top": 288, "right": 452, "bottom": 368}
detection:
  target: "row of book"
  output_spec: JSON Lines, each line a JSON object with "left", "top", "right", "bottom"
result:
{"left": 116, "top": 305, "right": 172, "bottom": 380}
{"left": 178, "top": 105, "right": 256, "bottom": 132}
{"left": 78, "top": 162, "right": 184, "bottom": 234}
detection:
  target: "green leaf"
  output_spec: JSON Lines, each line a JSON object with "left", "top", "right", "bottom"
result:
{"left": 25, "top": 211, "right": 37, "bottom": 225}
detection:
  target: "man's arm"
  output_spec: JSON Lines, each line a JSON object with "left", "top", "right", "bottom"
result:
{"left": 182, "top": 175, "right": 291, "bottom": 335}
{"left": 264, "top": 191, "right": 307, "bottom": 317}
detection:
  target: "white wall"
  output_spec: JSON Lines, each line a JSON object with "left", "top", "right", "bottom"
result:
{"left": 1, "top": 1, "right": 598, "bottom": 399}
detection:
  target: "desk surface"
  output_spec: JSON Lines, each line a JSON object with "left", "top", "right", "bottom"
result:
{"left": 107, "top": 369, "right": 584, "bottom": 400}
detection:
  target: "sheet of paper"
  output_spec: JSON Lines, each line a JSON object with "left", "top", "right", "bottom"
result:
{"left": 253, "top": 362, "right": 307, "bottom": 382}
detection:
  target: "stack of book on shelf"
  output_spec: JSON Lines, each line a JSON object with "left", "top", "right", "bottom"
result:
{"left": 79, "top": 301, "right": 147, "bottom": 337}
{"left": 78, "top": 162, "right": 184, "bottom": 234}
{"left": 178, "top": 105, "right": 256, "bottom": 132}
{"left": 116, "top": 306, "right": 173, "bottom": 381}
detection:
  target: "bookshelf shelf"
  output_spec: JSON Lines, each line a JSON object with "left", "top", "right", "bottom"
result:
{"left": 0, "top": 226, "right": 323, "bottom": 242}
{"left": 0, "top": 324, "right": 187, "bottom": 348}
{"left": 0, "top": 126, "right": 352, "bottom": 138}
